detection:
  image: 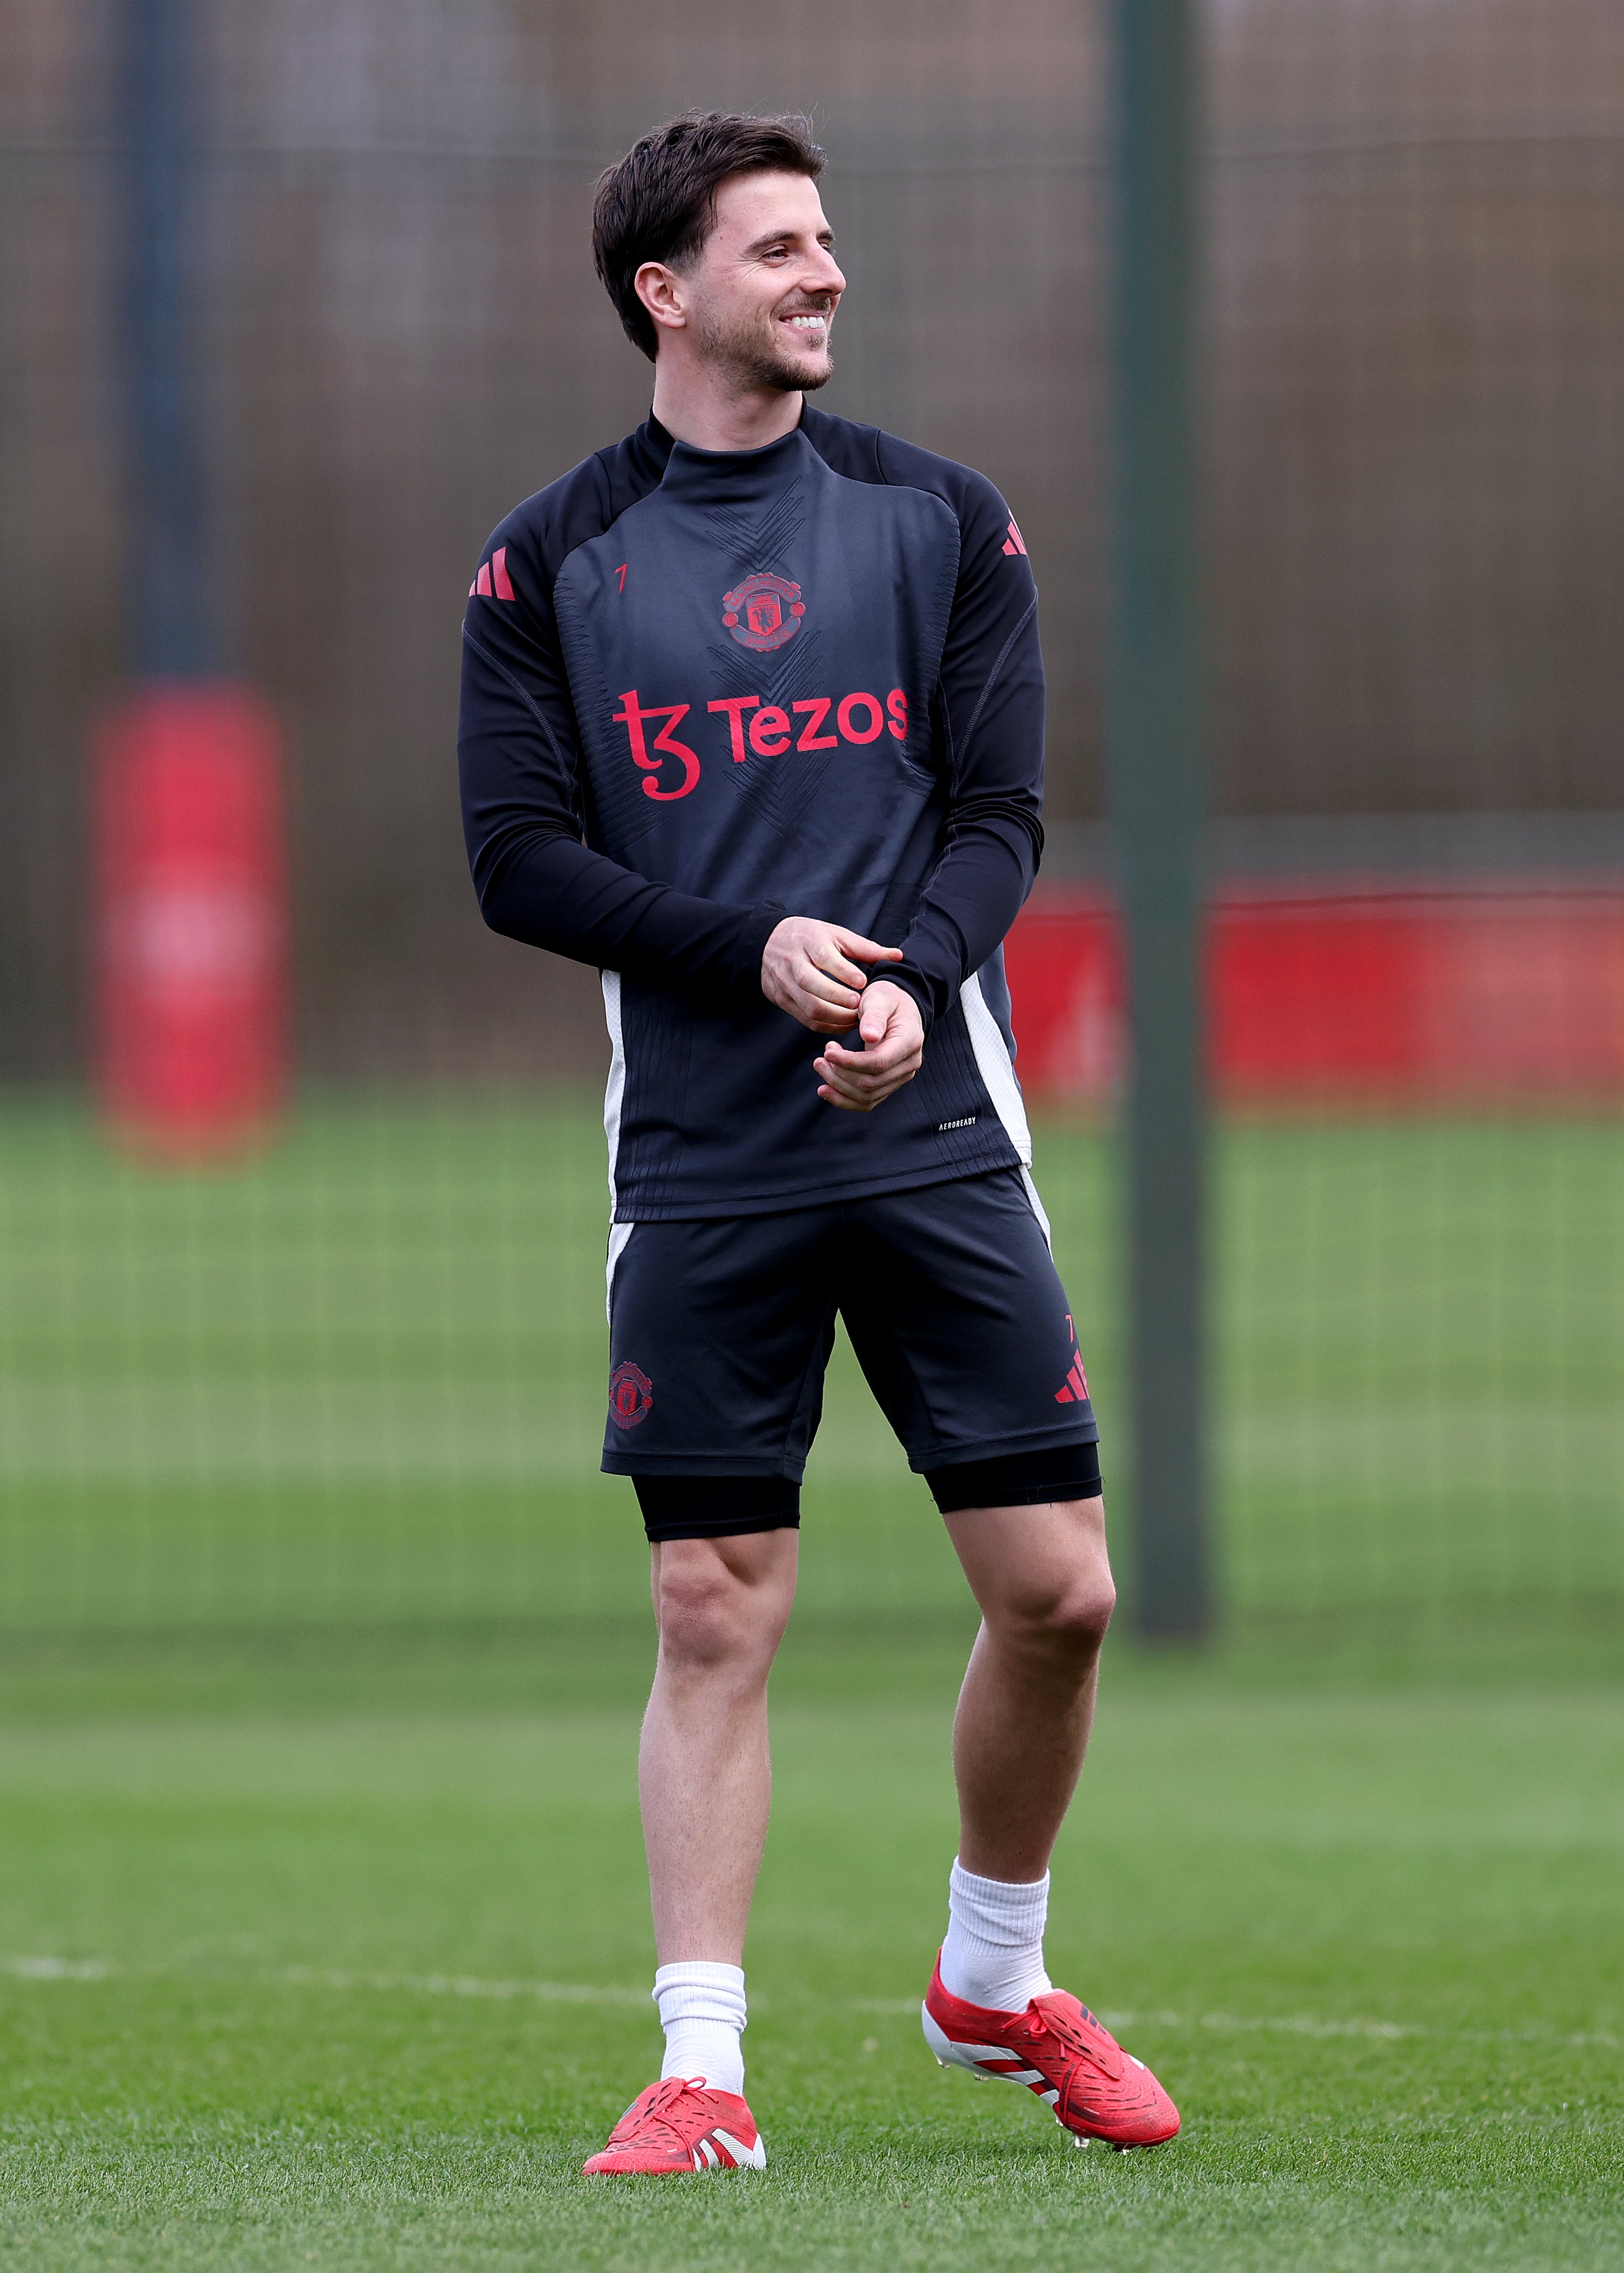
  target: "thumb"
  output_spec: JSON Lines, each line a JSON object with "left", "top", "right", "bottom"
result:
{"left": 859, "top": 989, "right": 892, "bottom": 1044}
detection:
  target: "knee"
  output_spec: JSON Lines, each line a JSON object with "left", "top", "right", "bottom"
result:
{"left": 656, "top": 1563, "right": 755, "bottom": 1670}
{"left": 655, "top": 1546, "right": 791, "bottom": 1676}
{"left": 991, "top": 1560, "right": 1116, "bottom": 1664}
{"left": 1032, "top": 1579, "right": 1116, "bottom": 1660}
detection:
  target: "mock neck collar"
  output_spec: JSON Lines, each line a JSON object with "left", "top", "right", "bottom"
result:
{"left": 644, "top": 414, "right": 809, "bottom": 509}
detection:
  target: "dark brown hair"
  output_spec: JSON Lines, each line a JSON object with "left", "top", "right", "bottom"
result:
{"left": 592, "top": 111, "right": 826, "bottom": 361}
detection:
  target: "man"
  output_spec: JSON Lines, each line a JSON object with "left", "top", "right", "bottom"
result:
{"left": 458, "top": 111, "right": 1178, "bottom": 2175}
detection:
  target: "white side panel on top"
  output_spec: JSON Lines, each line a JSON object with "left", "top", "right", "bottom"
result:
{"left": 960, "top": 968, "right": 1052, "bottom": 1248}
{"left": 601, "top": 971, "right": 630, "bottom": 1322}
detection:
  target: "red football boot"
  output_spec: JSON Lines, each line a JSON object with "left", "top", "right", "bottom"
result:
{"left": 922, "top": 1955, "right": 1179, "bottom": 2149}
{"left": 582, "top": 2076, "right": 767, "bottom": 2175}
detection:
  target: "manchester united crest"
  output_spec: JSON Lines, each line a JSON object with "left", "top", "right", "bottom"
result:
{"left": 722, "top": 572, "right": 805, "bottom": 652}
{"left": 608, "top": 1360, "right": 654, "bottom": 1429}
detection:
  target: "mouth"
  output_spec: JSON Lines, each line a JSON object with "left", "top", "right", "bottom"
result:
{"left": 780, "top": 309, "right": 831, "bottom": 344}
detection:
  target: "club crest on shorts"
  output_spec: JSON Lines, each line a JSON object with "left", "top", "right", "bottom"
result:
{"left": 721, "top": 572, "right": 805, "bottom": 652}
{"left": 609, "top": 1359, "right": 654, "bottom": 1429}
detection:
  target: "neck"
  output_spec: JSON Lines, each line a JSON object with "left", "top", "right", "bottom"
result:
{"left": 650, "top": 355, "right": 805, "bottom": 453}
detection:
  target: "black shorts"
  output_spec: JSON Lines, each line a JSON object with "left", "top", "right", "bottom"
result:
{"left": 603, "top": 1167, "right": 1100, "bottom": 1540}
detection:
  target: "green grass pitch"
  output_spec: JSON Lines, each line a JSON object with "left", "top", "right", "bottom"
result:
{"left": 0, "top": 1095, "right": 1620, "bottom": 2268}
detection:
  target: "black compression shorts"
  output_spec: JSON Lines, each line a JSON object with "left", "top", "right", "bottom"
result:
{"left": 633, "top": 1441, "right": 1103, "bottom": 1542}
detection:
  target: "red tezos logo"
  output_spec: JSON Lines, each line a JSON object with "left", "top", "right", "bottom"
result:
{"left": 722, "top": 572, "right": 805, "bottom": 652}
{"left": 609, "top": 1360, "right": 654, "bottom": 1429}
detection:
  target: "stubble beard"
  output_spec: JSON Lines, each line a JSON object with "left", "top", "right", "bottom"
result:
{"left": 694, "top": 300, "right": 835, "bottom": 397}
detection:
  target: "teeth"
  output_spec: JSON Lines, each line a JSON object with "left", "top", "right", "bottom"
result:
{"left": 789, "top": 314, "right": 826, "bottom": 328}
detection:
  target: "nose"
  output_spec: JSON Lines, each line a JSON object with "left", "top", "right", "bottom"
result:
{"left": 808, "top": 247, "right": 846, "bottom": 300}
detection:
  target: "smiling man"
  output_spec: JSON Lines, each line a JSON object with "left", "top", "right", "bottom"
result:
{"left": 457, "top": 111, "right": 1179, "bottom": 2175}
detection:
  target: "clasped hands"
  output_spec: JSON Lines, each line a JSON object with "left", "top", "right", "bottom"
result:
{"left": 760, "top": 916, "right": 924, "bottom": 1113}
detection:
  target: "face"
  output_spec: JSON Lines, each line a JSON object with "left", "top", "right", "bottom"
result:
{"left": 640, "top": 169, "right": 846, "bottom": 394}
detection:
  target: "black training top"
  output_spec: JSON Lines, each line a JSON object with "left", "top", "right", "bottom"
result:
{"left": 457, "top": 403, "right": 1047, "bottom": 1221}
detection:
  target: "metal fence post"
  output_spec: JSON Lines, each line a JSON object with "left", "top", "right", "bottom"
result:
{"left": 1104, "top": 0, "right": 1212, "bottom": 1639}
{"left": 121, "top": 0, "right": 210, "bottom": 677}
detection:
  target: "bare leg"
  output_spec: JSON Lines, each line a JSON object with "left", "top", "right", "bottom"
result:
{"left": 942, "top": 1497, "right": 1116, "bottom": 1882}
{"left": 639, "top": 1527, "right": 799, "bottom": 1962}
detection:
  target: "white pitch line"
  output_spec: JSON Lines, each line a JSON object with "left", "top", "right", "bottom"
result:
{"left": 3, "top": 1958, "right": 1613, "bottom": 2050}
{"left": 851, "top": 1993, "right": 1616, "bottom": 2051}
{"left": 1, "top": 1955, "right": 110, "bottom": 1981}
{"left": 274, "top": 1966, "right": 646, "bottom": 2005}
{"left": 0, "top": 1955, "right": 644, "bottom": 2004}
{"left": 1094, "top": 2010, "right": 1619, "bottom": 2051}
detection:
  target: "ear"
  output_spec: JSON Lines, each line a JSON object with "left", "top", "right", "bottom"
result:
{"left": 634, "top": 261, "right": 688, "bottom": 336}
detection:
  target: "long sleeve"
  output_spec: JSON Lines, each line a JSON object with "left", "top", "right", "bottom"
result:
{"left": 457, "top": 522, "right": 783, "bottom": 1000}
{"left": 880, "top": 457, "right": 1045, "bottom": 1031}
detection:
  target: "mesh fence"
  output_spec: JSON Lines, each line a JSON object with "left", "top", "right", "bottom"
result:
{"left": 1, "top": 0, "right": 1621, "bottom": 1645}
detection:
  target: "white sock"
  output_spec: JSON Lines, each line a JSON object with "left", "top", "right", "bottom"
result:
{"left": 938, "top": 1858, "right": 1054, "bottom": 2012}
{"left": 653, "top": 1961, "right": 747, "bottom": 2096}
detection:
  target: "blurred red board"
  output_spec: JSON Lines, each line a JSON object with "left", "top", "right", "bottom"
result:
{"left": 1006, "top": 885, "right": 1624, "bottom": 1108}
{"left": 94, "top": 683, "right": 289, "bottom": 1160}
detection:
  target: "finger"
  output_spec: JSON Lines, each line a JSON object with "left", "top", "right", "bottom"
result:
{"left": 768, "top": 980, "right": 865, "bottom": 1043}
{"left": 799, "top": 987, "right": 863, "bottom": 1024}
{"left": 818, "top": 1060, "right": 884, "bottom": 1096}
{"left": 814, "top": 1061, "right": 884, "bottom": 1110}
{"left": 825, "top": 1034, "right": 919, "bottom": 1077}
{"left": 816, "top": 1067, "right": 914, "bottom": 1111}
{"left": 806, "top": 948, "right": 872, "bottom": 992}
{"left": 799, "top": 1004, "right": 860, "bottom": 1035}
{"left": 829, "top": 929, "right": 904, "bottom": 967}
{"left": 817, "top": 1045, "right": 876, "bottom": 1082}
{"left": 813, "top": 1052, "right": 877, "bottom": 1098}
{"left": 769, "top": 971, "right": 859, "bottom": 1027}
{"left": 816, "top": 1056, "right": 913, "bottom": 1105}
{"left": 799, "top": 967, "right": 865, "bottom": 1008}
